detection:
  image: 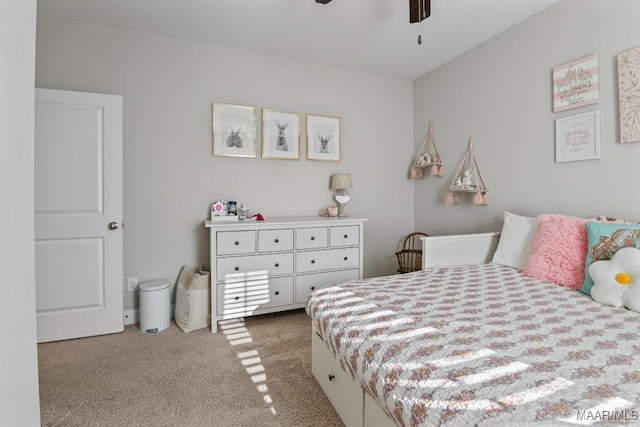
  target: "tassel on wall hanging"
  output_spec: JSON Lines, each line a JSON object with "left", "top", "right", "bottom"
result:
{"left": 410, "top": 121, "right": 444, "bottom": 179}
{"left": 445, "top": 137, "right": 490, "bottom": 205}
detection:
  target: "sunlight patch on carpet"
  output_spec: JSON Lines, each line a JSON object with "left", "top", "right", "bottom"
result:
{"left": 220, "top": 317, "right": 278, "bottom": 416}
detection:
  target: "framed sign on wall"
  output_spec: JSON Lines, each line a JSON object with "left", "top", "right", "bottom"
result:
{"left": 555, "top": 110, "right": 601, "bottom": 163}
{"left": 552, "top": 54, "right": 599, "bottom": 113}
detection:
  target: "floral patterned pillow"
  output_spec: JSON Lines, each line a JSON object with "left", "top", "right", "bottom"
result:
{"left": 580, "top": 221, "right": 640, "bottom": 296}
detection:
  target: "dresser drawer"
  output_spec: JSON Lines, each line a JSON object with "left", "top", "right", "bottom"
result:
{"left": 258, "top": 229, "right": 294, "bottom": 252}
{"left": 296, "top": 247, "right": 359, "bottom": 273}
{"left": 295, "top": 268, "right": 360, "bottom": 304}
{"left": 217, "top": 253, "right": 294, "bottom": 282}
{"left": 329, "top": 225, "right": 360, "bottom": 247}
{"left": 296, "top": 227, "right": 328, "bottom": 249}
{"left": 217, "top": 231, "right": 256, "bottom": 255}
{"left": 217, "top": 276, "right": 294, "bottom": 314}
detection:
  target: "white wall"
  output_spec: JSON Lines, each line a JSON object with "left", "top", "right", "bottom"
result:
{"left": 35, "top": 16, "right": 415, "bottom": 310}
{"left": 0, "top": 0, "right": 41, "bottom": 425}
{"left": 413, "top": 0, "right": 640, "bottom": 235}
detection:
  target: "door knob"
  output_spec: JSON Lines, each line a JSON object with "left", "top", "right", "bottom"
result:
{"left": 108, "top": 222, "right": 120, "bottom": 230}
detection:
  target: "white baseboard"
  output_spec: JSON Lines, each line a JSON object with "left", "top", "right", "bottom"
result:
{"left": 124, "top": 309, "right": 138, "bottom": 326}
{"left": 124, "top": 304, "right": 175, "bottom": 326}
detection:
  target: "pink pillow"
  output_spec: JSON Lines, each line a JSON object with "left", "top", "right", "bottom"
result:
{"left": 522, "top": 214, "right": 588, "bottom": 290}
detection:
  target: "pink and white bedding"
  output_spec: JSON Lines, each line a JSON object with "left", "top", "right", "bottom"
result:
{"left": 306, "top": 263, "right": 640, "bottom": 426}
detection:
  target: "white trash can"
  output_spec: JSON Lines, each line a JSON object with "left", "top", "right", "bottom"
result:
{"left": 139, "top": 279, "right": 170, "bottom": 334}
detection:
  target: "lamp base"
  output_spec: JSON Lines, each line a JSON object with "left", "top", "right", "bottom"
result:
{"left": 337, "top": 202, "right": 347, "bottom": 217}
{"left": 334, "top": 189, "right": 350, "bottom": 217}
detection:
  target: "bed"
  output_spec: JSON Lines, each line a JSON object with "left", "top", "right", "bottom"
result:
{"left": 306, "top": 231, "right": 640, "bottom": 426}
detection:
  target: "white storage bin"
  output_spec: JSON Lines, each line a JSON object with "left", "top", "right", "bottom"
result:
{"left": 139, "top": 279, "right": 170, "bottom": 334}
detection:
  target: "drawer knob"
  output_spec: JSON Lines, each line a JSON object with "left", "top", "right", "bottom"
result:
{"left": 310, "top": 236, "right": 315, "bottom": 241}
{"left": 234, "top": 241, "right": 240, "bottom": 246}
{"left": 343, "top": 234, "right": 348, "bottom": 238}
{"left": 311, "top": 260, "right": 316, "bottom": 264}
{"left": 275, "top": 291, "right": 280, "bottom": 295}
{"left": 344, "top": 257, "right": 348, "bottom": 261}
{"left": 234, "top": 296, "right": 240, "bottom": 301}
{"left": 274, "top": 263, "right": 279, "bottom": 267}
{"left": 234, "top": 266, "right": 240, "bottom": 271}
{"left": 274, "top": 238, "right": 279, "bottom": 243}
{"left": 311, "top": 286, "right": 315, "bottom": 291}
{"left": 328, "top": 374, "right": 335, "bottom": 382}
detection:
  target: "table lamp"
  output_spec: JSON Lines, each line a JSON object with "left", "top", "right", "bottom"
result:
{"left": 330, "top": 173, "right": 353, "bottom": 217}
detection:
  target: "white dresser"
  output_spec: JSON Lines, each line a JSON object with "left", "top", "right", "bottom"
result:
{"left": 205, "top": 216, "right": 367, "bottom": 333}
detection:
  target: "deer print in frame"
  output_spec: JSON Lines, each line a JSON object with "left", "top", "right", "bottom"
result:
{"left": 307, "top": 113, "right": 341, "bottom": 162}
{"left": 276, "top": 122, "right": 289, "bottom": 151}
{"left": 261, "top": 109, "right": 300, "bottom": 160}
{"left": 317, "top": 133, "right": 331, "bottom": 153}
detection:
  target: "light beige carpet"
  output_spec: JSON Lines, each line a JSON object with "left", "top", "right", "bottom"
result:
{"left": 38, "top": 309, "right": 344, "bottom": 427}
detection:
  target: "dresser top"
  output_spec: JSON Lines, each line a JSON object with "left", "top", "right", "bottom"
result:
{"left": 205, "top": 216, "right": 367, "bottom": 228}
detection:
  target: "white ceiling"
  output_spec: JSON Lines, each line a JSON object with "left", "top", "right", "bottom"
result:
{"left": 37, "top": 0, "right": 560, "bottom": 80}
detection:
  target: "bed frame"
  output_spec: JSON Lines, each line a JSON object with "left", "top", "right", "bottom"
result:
{"left": 311, "top": 232, "right": 500, "bottom": 427}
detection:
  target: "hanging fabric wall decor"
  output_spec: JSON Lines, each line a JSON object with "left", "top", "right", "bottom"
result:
{"left": 410, "top": 121, "right": 444, "bottom": 179}
{"left": 445, "top": 137, "right": 490, "bottom": 205}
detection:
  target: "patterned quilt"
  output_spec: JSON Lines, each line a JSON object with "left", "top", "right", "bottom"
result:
{"left": 305, "top": 263, "right": 640, "bottom": 426}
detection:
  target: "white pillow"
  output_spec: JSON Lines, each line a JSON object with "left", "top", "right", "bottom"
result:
{"left": 491, "top": 211, "right": 538, "bottom": 270}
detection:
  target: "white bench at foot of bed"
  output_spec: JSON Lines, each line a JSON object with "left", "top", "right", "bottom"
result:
{"left": 311, "top": 232, "right": 500, "bottom": 427}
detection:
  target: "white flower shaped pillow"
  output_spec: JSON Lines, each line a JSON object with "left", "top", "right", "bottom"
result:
{"left": 588, "top": 247, "right": 640, "bottom": 312}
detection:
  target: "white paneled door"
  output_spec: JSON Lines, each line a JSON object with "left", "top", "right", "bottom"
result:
{"left": 35, "top": 88, "right": 123, "bottom": 343}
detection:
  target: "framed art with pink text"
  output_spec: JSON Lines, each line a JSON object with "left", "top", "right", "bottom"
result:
{"left": 555, "top": 110, "right": 600, "bottom": 163}
{"left": 552, "top": 54, "right": 599, "bottom": 113}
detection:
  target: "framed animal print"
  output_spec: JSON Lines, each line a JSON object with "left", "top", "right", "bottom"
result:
{"left": 306, "top": 113, "right": 341, "bottom": 162}
{"left": 261, "top": 108, "right": 300, "bottom": 160}
{"left": 212, "top": 103, "right": 256, "bottom": 158}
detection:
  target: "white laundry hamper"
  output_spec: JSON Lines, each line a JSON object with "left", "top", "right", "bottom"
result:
{"left": 138, "top": 279, "right": 171, "bottom": 334}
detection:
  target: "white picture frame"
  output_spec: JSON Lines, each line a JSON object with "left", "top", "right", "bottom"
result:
{"left": 555, "top": 110, "right": 601, "bottom": 163}
{"left": 306, "top": 113, "right": 341, "bottom": 162}
{"left": 212, "top": 103, "right": 256, "bottom": 158}
{"left": 261, "top": 108, "right": 300, "bottom": 160}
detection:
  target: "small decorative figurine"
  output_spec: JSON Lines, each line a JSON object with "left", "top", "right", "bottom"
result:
{"left": 410, "top": 121, "right": 445, "bottom": 179}
{"left": 462, "top": 168, "right": 473, "bottom": 188}
{"left": 446, "top": 137, "right": 490, "bottom": 206}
